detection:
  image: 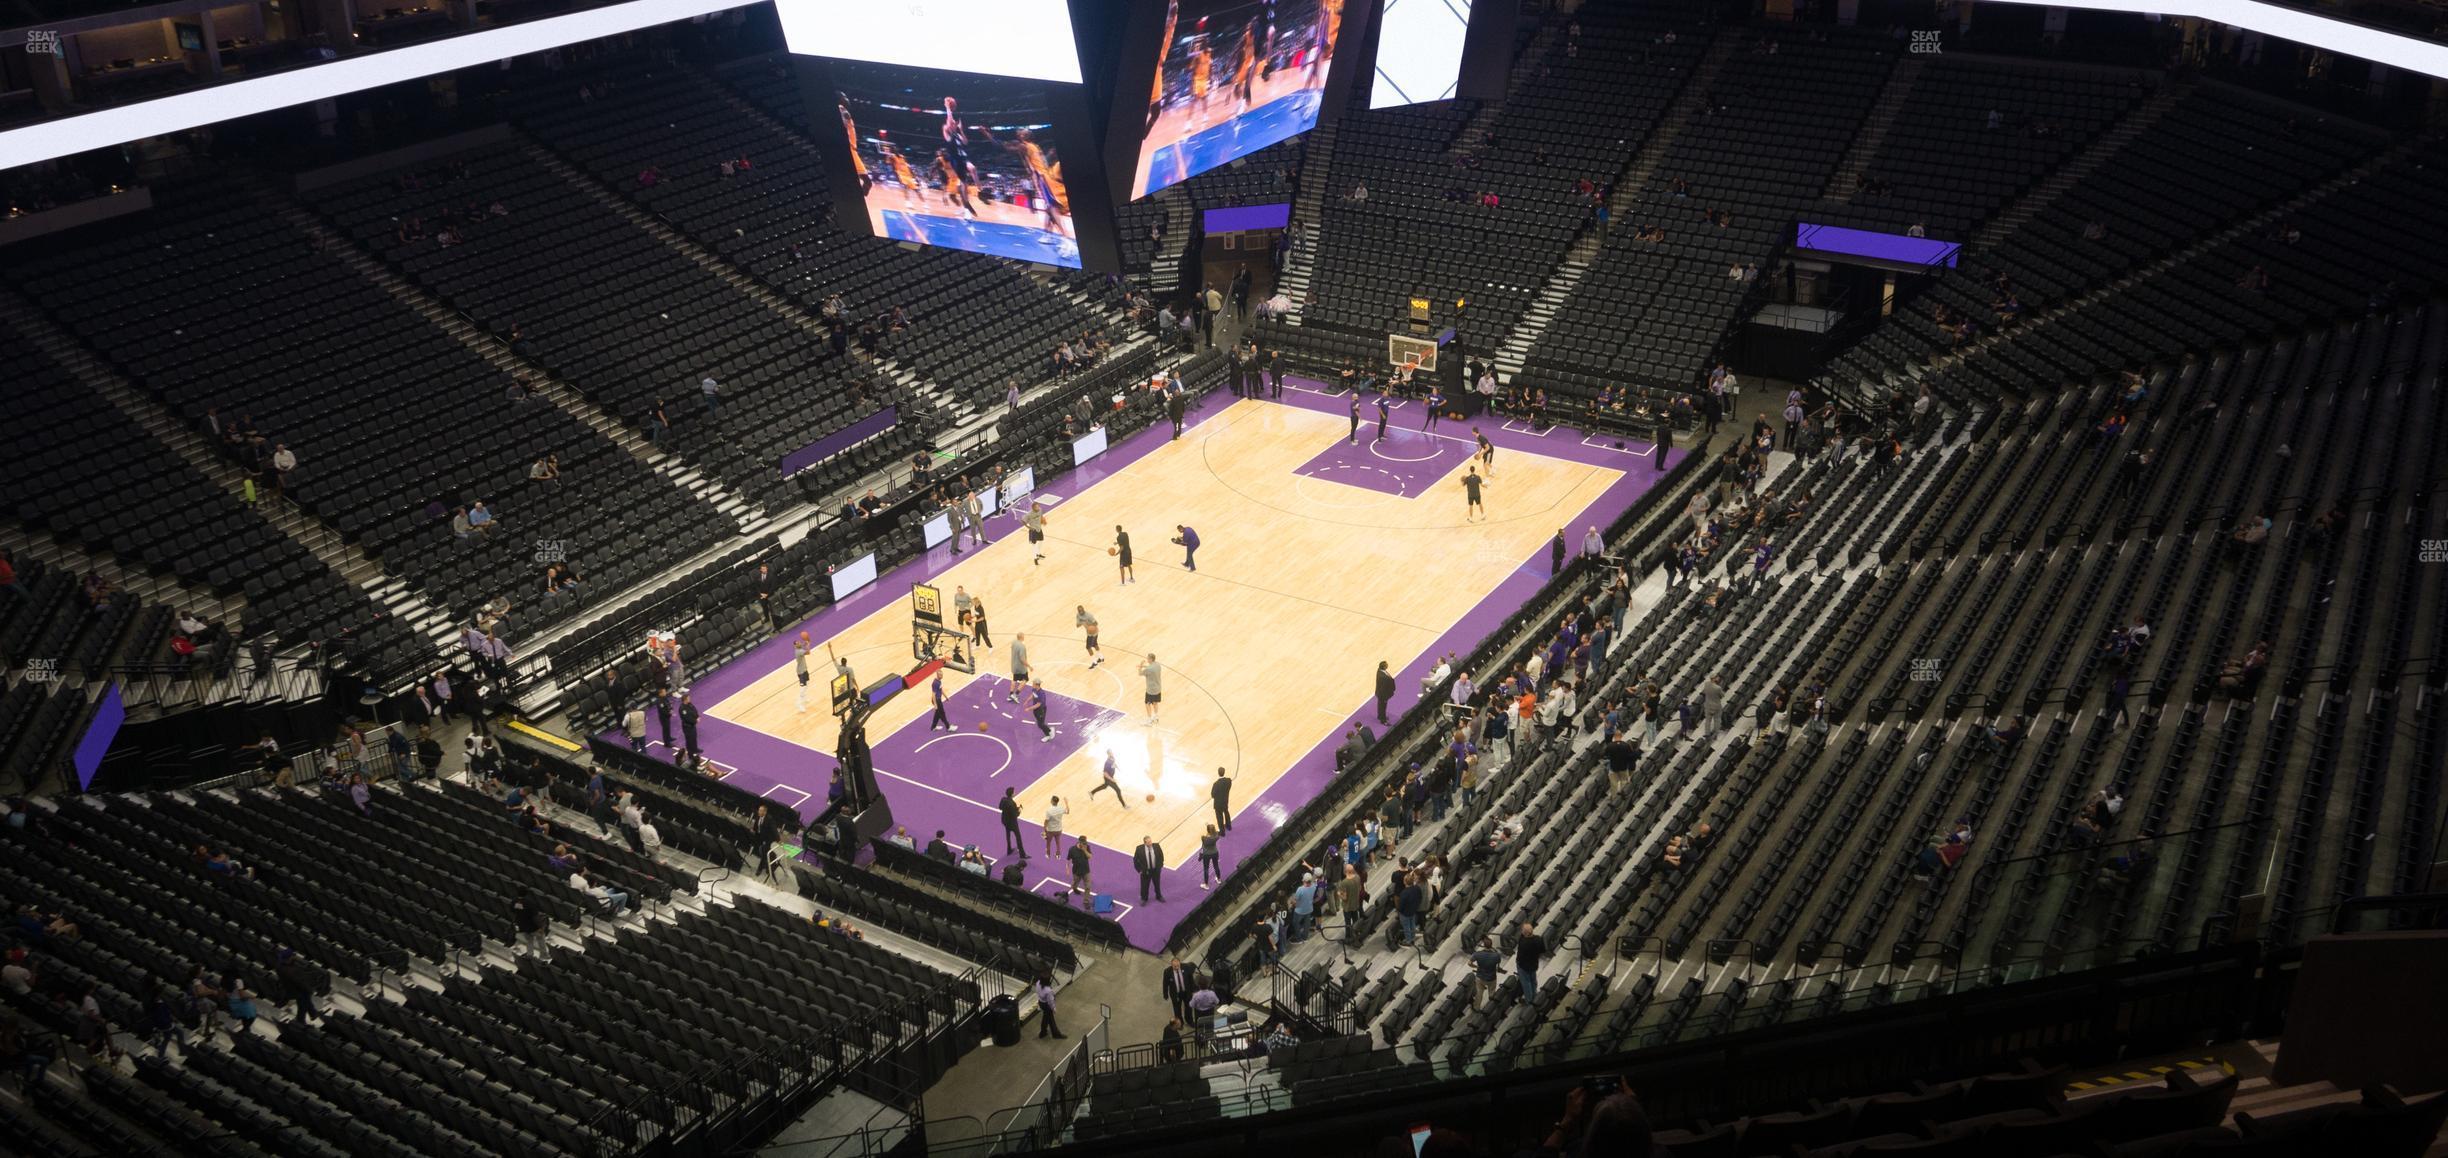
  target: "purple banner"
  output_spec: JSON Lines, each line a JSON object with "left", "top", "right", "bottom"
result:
{"left": 1201, "top": 202, "right": 1292, "bottom": 234}
{"left": 780, "top": 406, "right": 900, "bottom": 478}
{"left": 1795, "top": 222, "right": 1960, "bottom": 268}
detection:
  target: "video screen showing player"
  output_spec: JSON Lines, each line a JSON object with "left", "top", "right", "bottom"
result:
{"left": 1131, "top": 0, "right": 1348, "bottom": 200}
{"left": 835, "top": 62, "right": 1082, "bottom": 267}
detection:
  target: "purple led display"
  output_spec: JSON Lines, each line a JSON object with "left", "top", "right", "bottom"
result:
{"left": 1202, "top": 203, "right": 1292, "bottom": 234}
{"left": 1795, "top": 222, "right": 1960, "bottom": 268}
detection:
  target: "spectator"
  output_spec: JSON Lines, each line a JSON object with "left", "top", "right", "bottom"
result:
{"left": 1034, "top": 974, "right": 1064, "bottom": 1039}
{"left": 1517, "top": 1084, "right": 1655, "bottom": 1158}
{"left": 513, "top": 894, "right": 553, "bottom": 960}
{"left": 1469, "top": 936, "right": 1502, "bottom": 1009}
{"left": 2219, "top": 641, "right": 2270, "bottom": 695}
{"left": 226, "top": 977, "right": 261, "bottom": 1035}
{"left": 275, "top": 948, "right": 325, "bottom": 1025}
{"left": 1515, "top": 922, "right": 1547, "bottom": 1003}
{"left": 571, "top": 869, "right": 630, "bottom": 917}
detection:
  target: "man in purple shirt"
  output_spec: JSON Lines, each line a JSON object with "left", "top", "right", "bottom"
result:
{"left": 1176, "top": 525, "right": 1200, "bottom": 572}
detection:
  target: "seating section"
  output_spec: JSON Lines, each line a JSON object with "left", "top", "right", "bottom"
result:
{"left": 0, "top": 782, "right": 981, "bottom": 1157}
{"left": 9, "top": 177, "right": 730, "bottom": 645}
{"left": 1177, "top": 301, "right": 2445, "bottom": 1123}
{"left": 0, "top": 680, "right": 98, "bottom": 796}
{"left": 2, "top": 347, "right": 427, "bottom": 682}
{"left": 1526, "top": 27, "right": 1897, "bottom": 396}
{"left": 1814, "top": 58, "right": 2147, "bottom": 241}
{"left": 1302, "top": 10, "right": 1707, "bottom": 354}
{"left": 1825, "top": 86, "right": 2392, "bottom": 401}
{"left": 1883, "top": 136, "right": 2448, "bottom": 406}
{"left": 301, "top": 143, "right": 851, "bottom": 507}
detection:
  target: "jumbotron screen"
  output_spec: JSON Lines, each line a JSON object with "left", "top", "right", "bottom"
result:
{"left": 831, "top": 61, "right": 1092, "bottom": 267}
{"left": 1369, "top": 0, "right": 1471, "bottom": 108}
{"left": 774, "top": 0, "right": 1085, "bottom": 84}
{"left": 1128, "top": 0, "right": 1352, "bottom": 199}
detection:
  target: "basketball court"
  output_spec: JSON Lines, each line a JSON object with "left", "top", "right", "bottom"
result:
{"left": 657, "top": 378, "right": 1681, "bottom": 951}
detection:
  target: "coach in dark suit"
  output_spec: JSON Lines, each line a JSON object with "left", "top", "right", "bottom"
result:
{"left": 1210, "top": 768, "right": 1233, "bottom": 833}
{"left": 1134, "top": 836, "right": 1168, "bottom": 904}
{"left": 1375, "top": 660, "right": 1398, "bottom": 724}
{"left": 1162, "top": 957, "right": 1198, "bottom": 1022}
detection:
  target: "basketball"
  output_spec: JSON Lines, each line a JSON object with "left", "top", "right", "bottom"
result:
{"left": 976, "top": 721, "right": 990, "bottom": 732}
{"left": 1145, "top": 793, "right": 1156, "bottom": 803}
{"left": 1108, "top": 546, "right": 1119, "bottom": 556}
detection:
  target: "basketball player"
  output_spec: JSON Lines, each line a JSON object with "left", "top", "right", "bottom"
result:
{"left": 878, "top": 130, "right": 919, "bottom": 210}
{"left": 1009, "top": 634, "right": 1030, "bottom": 703}
{"left": 1311, "top": 0, "right": 1343, "bottom": 81}
{"left": 1090, "top": 750, "right": 1129, "bottom": 808}
{"left": 1076, "top": 605, "right": 1102, "bottom": 668}
{"left": 793, "top": 632, "right": 813, "bottom": 712}
{"left": 840, "top": 102, "right": 871, "bottom": 195}
{"left": 1139, "top": 655, "right": 1163, "bottom": 724}
{"left": 933, "top": 149, "right": 978, "bottom": 219}
{"left": 1147, "top": 0, "right": 1179, "bottom": 132}
{"left": 1186, "top": 16, "right": 1216, "bottom": 134}
{"left": 1024, "top": 502, "right": 1048, "bottom": 565}
{"left": 1114, "top": 526, "right": 1135, "bottom": 585}
{"left": 1474, "top": 427, "right": 1497, "bottom": 476}
{"left": 1017, "top": 129, "right": 1072, "bottom": 240}
{"left": 1027, "top": 679, "right": 1052, "bottom": 740}
{"left": 1231, "top": 18, "right": 1260, "bottom": 116}
{"left": 1043, "top": 796, "right": 1066, "bottom": 857}
{"left": 939, "top": 95, "right": 979, "bottom": 187}
{"left": 1463, "top": 466, "right": 1487, "bottom": 521}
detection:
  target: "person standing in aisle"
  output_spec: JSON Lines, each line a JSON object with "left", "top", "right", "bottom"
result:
{"left": 1035, "top": 974, "right": 1065, "bottom": 1039}
{"left": 1076, "top": 605, "right": 1103, "bottom": 668}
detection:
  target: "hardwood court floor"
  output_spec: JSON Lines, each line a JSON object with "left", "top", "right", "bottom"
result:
{"left": 709, "top": 399, "right": 1623, "bottom": 866}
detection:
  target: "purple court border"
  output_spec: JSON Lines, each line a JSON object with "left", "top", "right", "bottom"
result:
{"left": 613, "top": 380, "right": 1685, "bottom": 952}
